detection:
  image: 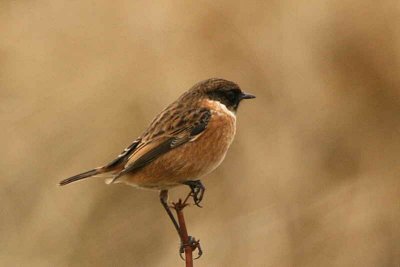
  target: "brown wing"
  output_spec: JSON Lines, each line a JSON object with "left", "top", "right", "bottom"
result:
{"left": 59, "top": 138, "right": 142, "bottom": 186}
{"left": 103, "top": 138, "right": 142, "bottom": 170}
{"left": 111, "top": 108, "right": 211, "bottom": 181}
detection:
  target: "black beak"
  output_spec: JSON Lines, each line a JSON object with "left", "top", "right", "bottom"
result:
{"left": 240, "top": 92, "right": 256, "bottom": 100}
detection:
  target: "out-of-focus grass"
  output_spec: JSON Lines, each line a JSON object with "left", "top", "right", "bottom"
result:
{"left": 0, "top": 1, "right": 399, "bottom": 266}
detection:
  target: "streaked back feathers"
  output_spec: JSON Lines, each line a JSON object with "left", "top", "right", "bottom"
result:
{"left": 59, "top": 78, "right": 255, "bottom": 187}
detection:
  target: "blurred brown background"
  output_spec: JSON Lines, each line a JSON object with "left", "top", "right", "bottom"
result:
{"left": 1, "top": 1, "right": 399, "bottom": 266}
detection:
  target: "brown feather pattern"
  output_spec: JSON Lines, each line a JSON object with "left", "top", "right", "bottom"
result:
{"left": 59, "top": 78, "right": 242, "bottom": 189}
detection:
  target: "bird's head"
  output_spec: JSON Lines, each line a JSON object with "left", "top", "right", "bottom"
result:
{"left": 185, "top": 78, "right": 256, "bottom": 112}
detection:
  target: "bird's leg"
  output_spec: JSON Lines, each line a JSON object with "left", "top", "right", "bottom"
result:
{"left": 161, "top": 190, "right": 202, "bottom": 260}
{"left": 159, "top": 190, "right": 180, "bottom": 236}
{"left": 179, "top": 236, "right": 203, "bottom": 260}
{"left": 182, "top": 180, "right": 205, "bottom": 207}
{"left": 173, "top": 200, "right": 203, "bottom": 261}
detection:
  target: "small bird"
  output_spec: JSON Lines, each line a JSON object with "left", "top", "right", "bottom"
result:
{"left": 59, "top": 78, "right": 255, "bottom": 236}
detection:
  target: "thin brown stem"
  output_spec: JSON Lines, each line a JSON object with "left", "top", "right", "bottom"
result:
{"left": 174, "top": 200, "right": 193, "bottom": 267}
{"left": 171, "top": 195, "right": 202, "bottom": 267}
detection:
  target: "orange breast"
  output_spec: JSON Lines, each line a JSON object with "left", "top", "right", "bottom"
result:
{"left": 121, "top": 100, "right": 236, "bottom": 189}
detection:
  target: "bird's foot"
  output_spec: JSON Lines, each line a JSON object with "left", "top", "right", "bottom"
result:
{"left": 183, "top": 180, "right": 205, "bottom": 207}
{"left": 179, "top": 236, "right": 203, "bottom": 260}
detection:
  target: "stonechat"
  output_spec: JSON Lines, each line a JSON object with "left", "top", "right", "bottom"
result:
{"left": 59, "top": 78, "right": 255, "bottom": 237}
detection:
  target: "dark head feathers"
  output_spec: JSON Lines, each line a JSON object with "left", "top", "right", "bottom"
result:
{"left": 182, "top": 78, "right": 255, "bottom": 112}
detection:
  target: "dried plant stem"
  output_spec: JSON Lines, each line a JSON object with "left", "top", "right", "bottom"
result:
{"left": 174, "top": 200, "right": 193, "bottom": 267}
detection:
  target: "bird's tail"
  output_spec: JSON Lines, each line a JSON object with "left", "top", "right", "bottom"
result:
{"left": 59, "top": 167, "right": 109, "bottom": 186}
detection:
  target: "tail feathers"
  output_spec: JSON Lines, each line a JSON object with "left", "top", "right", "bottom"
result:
{"left": 104, "top": 175, "right": 121, "bottom": 185}
{"left": 59, "top": 168, "right": 104, "bottom": 186}
{"left": 104, "top": 177, "right": 115, "bottom": 185}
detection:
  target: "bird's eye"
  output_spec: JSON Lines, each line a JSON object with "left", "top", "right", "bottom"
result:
{"left": 225, "top": 90, "right": 236, "bottom": 102}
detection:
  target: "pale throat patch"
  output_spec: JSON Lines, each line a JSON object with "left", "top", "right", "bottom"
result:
{"left": 205, "top": 99, "right": 237, "bottom": 119}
